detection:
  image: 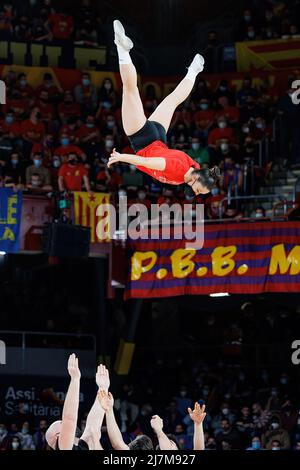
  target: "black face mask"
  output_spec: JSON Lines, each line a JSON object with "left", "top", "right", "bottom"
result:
{"left": 69, "top": 159, "right": 77, "bottom": 166}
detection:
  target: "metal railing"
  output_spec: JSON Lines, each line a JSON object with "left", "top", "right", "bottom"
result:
{"left": 219, "top": 194, "right": 287, "bottom": 219}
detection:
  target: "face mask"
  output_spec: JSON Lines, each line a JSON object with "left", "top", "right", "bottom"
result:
{"left": 255, "top": 212, "right": 263, "bottom": 218}
{"left": 218, "top": 122, "right": 227, "bottom": 129}
{"left": 191, "top": 143, "right": 200, "bottom": 151}
{"left": 82, "top": 78, "right": 90, "bottom": 86}
{"left": 252, "top": 441, "right": 261, "bottom": 450}
{"left": 138, "top": 192, "right": 146, "bottom": 200}
{"left": 248, "top": 31, "right": 255, "bottom": 38}
{"left": 280, "top": 378, "right": 288, "bottom": 385}
{"left": 271, "top": 423, "right": 279, "bottom": 430}
{"left": 53, "top": 159, "right": 60, "bottom": 168}
{"left": 86, "top": 123, "right": 94, "bottom": 128}
{"left": 222, "top": 408, "right": 229, "bottom": 415}
{"left": 130, "top": 164, "right": 136, "bottom": 172}
{"left": 0, "top": 429, "right": 6, "bottom": 436}
{"left": 22, "top": 428, "right": 29, "bottom": 435}
{"left": 219, "top": 85, "right": 227, "bottom": 92}
{"left": 102, "top": 101, "right": 112, "bottom": 110}
{"left": 243, "top": 127, "right": 250, "bottom": 134}
{"left": 105, "top": 140, "right": 114, "bottom": 148}
{"left": 118, "top": 191, "right": 126, "bottom": 197}
{"left": 203, "top": 389, "right": 209, "bottom": 397}
{"left": 267, "top": 31, "right": 273, "bottom": 38}
{"left": 31, "top": 180, "right": 41, "bottom": 187}
{"left": 107, "top": 121, "right": 115, "bottom": 129}
{"left": 20, "top": 79, "right": 27, "bottom": 87}
{"left": 104, "top": 83, "right": 112, "bottom": 90}
{"left": 12, "top": 442, "right": 20, "bottom": 450}
{"left": 5, "top": 115, "right": 14, "bottom": 124}
{"left": 244, "top": 15, "right": 251, "bottom": 22}
{"left": 220, "top": 143, "right": 229, "bottom": 152}
{"left": 211, "top": 187, "right": 219, "bottom": 196}
{"left": 271, "top": 390, "right": 278, "bottom": 396}
{"left": 61, "top": 138, "right": 70, "bottom": 146}
{"left": 272, "top": 447, "right": 280, "bottom": 451}
{"left": 11, "top": 159, "right": 18, "bottom": 166}
{"left": 180, "top": 391, "right": 187, "bottom": 398}
{"left": 33, "top": 159, "right": 41, "bottom": 167}
{"left": 200, "top": 103, "right": 209, "bottom": 110}
{"left": 186, "top": 195, "right": 194, "bottom": 201}
{"left": 69, "top": 159, "right": 77, "bottom": 166}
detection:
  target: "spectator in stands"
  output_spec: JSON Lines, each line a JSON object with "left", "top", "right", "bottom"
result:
{"left": 74, "top": 72, "right": 98, "bottom": 113}
{"left": 33, "top": 420, "right": 48, "bottom": 450}
{"left": 208, "top": 117, "right": 236, "bottom": 147}
{"left": 191, "top": 79, "right": 214, "bottom": 104}
{"left": 36, "top": 73, "right": 61, "bottom": 103}
{"left": 60, "top": 116, "right": 78, "bottom": 144}
{"left": 14, "top": 15, "right": 32, "bottom": 41}
{"left": 58, "top": 151, "right": 91, "bottom": 192}
{"left": 20, "top": 107, "right": 45, "bottom": 157}
{"left": 0, "top": 8, "right": 13, "bottom": 40}
{"left": 9, "top": 435, "right": 22, "bottom": 451}
{"left": 246, "top": 436, "right": 264, "bottom": 451}
{"left": 215, "top": 418, "right": 240, "bottom": 450}
{"left": 46, "top": 8, "right": 74, "bottom": 42}
{"left": 19, "top": 422, "right": 35, "bottom": 450}
{"left": 194, "top": 99, "right": 215, "bottom": 139}
{"left": 203, "top": 30, "right": 219, "bottom": 73}
{"left": 35, "top": 90, "right": 56, "bottom": 127}
{"left": 186, "top": 137, "right": 210, "bottom": 166}
{"left": 0, "top": 423, "right": 10, "bottom": 450}
{"left": 215, "top": 80, "right": 235, "bottom": 104}
{"left": 3, "top": 151, "right": 25, "bottom": 187}
{"left": 26, "top": 152, "right": 52, "bottom": 188}
{"left": 27, "top": 172, "right": 52, "bottom": 191}
{"left": 0, "top": 110, "right": 20, "bottom": 142}
{"left": 236, "top": 77, "right": 258, "bottom": 107}
{"left": 58, "top": 91, "right": 81, "bottom": 124}
{"left": 54, "top": 133, "right": 85, "bottom": 162}
{"left": 253, "top": 206, "right": 266, "bottom": 219}
{"left": 215, "top": 96, "right": 240, "bottom": 126}
{"left": 98, "top": 77, "right": 118, "bottom": 111}
{"left": 262, "top": 415, "right": 291, "bottom": 450}
{"left": 210, "top": 138, "right": 238, "bottom": 165}
{"left": 122, "top": 163, "right": 144, "bottom": 189}
{"left": 75, "top": 114, "right": 101, "bottom": 147}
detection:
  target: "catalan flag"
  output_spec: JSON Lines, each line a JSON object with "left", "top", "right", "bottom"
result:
{"left": 73, "top": 192, "right": 110, "bottom": 243}
{"left": 236, "top": 38, "right": 300, "bottom": 71}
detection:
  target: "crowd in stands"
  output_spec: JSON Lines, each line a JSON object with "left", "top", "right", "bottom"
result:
{"left": 0, "top": 0, "right": 104, "bottom": 47}
{"left": 1, "top": 66, "right": 298, "bottom": 220}
{"left": 236, "top": 0, "right": 300, "bottom": 41}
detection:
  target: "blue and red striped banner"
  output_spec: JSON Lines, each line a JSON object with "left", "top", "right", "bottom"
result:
{"left": 125, "top": 222, "right": 300, "bottom": 299}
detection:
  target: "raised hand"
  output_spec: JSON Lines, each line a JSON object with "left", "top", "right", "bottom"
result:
{"left": 67, "top": 353, "right": 81, "bottom": 380}
{"left": 96, "top": 364, "right": 110, "bottom": 391}
{"left": 188, "top": 402, "right": 206, "bottom": 425}
{"left": 107, "top": 148, "right": 122, "bottom": 168}
{"left": 98, "top": 390, "right": 114, "bottom": 412}
{"left": 150, "top": 415, "right": 164, "bottom": 433}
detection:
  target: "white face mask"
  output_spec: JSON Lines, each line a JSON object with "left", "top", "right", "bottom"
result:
{"left": 271, "top": 423, "right": 279, "bottom": 430}
{"left": 191, "top": 143, "right": 200, "bottom": 151}
{"left": 105, "top": 140, "right": 114, "bottom": 149}
{"left": 138, "top": 192, "right": 146, "bottom": 200}
{"left": 243, "top": 127, "right": 250, "bottom": 134}
{"left": 12, "top": 442, "right": 20, "bottom": 450}
{"left": 130, "top": 164, "right": 136, "bottom": 172}
{"left": 220, "top": 143, "right": 229, "bottom": 152}
{"left": 218, "top": 122, "right": 227, "bottom": 129}
{"left": 255, "top": 212, "right": 263, "bottom": 218}
{"left": 118, "top": 191, "right": 126, "bottom": 197}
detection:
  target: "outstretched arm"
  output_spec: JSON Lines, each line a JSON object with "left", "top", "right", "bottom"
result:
{"left": 98, "top": 390, "right": 129, "bottom": 450}
{"left": 81, "top": 365, "right": 109, "bottom": 450}
{"left": 59, "top": 354, "right": 81, "bottom": 450}
{"left": 188, "top": 403, "right": 206, "bottom": 451}
{"left": 107, "top": 148, "right": 166, "bottom": 171}
{"left": 150, "top": 415, "right": 176, "bottom": 450}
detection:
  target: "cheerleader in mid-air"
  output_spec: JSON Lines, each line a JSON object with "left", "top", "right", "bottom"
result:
{"left": 108, "top": 20, "right": 220, "bottom": 195}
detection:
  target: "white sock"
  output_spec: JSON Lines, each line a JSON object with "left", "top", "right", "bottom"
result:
{"left": 117, "top": 45, "right": 132, "bottom": 65}
{"left": 185, "top": 67, "right": 198, "bottom": 83}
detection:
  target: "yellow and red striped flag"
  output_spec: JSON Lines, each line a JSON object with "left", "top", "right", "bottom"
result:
{"left": 73, "top": 192, "right": 110, "bottom": 243}
{"left": 236, "top": 38, "right": 300, "bottom": 72}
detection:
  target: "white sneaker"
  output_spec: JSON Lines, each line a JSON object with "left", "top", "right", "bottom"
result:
{"left": 113, "top": 20, "right": 133, "bottom": 51}
{"left": 189, "top": 54, "right": 205, "bottom": 73}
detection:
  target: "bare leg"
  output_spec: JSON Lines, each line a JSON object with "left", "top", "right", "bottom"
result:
{"left": 120, "top": 63, "right": 147, "bottom": 136}
{"left": 149, "top": 54, "right": 205, "bottom": 132}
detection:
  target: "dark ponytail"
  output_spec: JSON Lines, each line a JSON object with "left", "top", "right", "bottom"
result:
{"left": 192, "top": 166, "right": 221, "bottom": 190}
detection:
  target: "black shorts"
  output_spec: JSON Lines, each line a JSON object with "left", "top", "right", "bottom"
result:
{"left": 128, "top": 120, "right": 167, "bottom": 153}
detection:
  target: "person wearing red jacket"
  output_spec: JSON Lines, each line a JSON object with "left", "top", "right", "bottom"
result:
{"left": 107, "top": 21, "right": 220, "bottom": 195}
